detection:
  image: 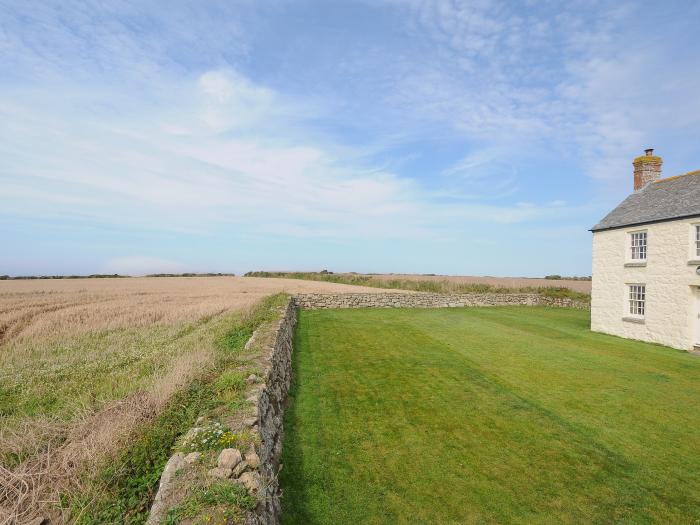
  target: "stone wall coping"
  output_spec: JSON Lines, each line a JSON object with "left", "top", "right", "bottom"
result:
{"left": 292, "top": 292, "right": 589, "bottom": 310}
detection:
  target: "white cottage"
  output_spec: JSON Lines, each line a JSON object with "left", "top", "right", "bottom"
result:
{"left": 591, "top": 149, "right": 700, "bottom": 351}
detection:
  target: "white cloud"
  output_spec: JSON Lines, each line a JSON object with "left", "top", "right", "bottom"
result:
{"left": 364, "top": 0, "right": 700, "bottom": 190}
{"left": 1, "top": 0, "right": 627, "bottom": 276}
{"left": 2, "top": 55, "right": 568, "bottom": 244}
{"left": 2, "top": 0, "right": 648, "bottom": 281}
{"left": 197, "top": 70, "right": 279, "bottom": 132}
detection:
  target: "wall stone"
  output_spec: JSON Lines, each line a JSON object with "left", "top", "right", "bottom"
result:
{"left": 293, "top": 292, "right": 589, "bottom": 310}
{"left": 246, "top": 298, "right": 297, "bottom": 525}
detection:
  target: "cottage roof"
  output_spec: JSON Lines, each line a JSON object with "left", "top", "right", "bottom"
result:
{"left": 591, "top": 170, "right": 700, "bottom": 232}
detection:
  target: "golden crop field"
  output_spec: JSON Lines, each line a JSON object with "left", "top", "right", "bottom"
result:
{"left": 365, "top": 274, "right": 592, "bottom": 293}
{"left": 0, "top": 276, "right": 393, "bottom": 522}
{"left": 0, "top": 274, "right": 586, "bottom": 521}
{"left": 245, "top": 271, "right": 592, "bottom": 297}
{"left": 0, "top": 276, "right": 397, "bottom": 343}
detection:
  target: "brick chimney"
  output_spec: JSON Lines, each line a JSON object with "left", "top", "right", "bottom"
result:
{"left": 633, "top": 148, "right": 662, "bottom": 191}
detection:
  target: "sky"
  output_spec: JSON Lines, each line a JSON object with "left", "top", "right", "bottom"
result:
{"left": 2, "top": 0, "right": 700, "bottom": 277}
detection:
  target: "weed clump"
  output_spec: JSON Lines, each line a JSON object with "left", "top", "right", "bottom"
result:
{"left": 164, "top": 481, "right": 256, "bottom": 525}
{"left": 179, "top": 422, "right": 254, "bottom": 452}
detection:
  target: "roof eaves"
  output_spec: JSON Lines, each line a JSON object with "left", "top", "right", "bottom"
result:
{"left": 590, "top": 212, "right": 700, "bottom": 233}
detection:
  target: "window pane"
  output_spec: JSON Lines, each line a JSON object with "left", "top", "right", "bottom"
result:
{"left": 628, "top": 285, "right": 646, "bottom": 317}
{"left": 630, "top": 232, "right": 647, "bottom": 260}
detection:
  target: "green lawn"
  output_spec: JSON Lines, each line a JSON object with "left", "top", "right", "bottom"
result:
{"left": 280, "top": 307, "right": 700, "bottom": 525}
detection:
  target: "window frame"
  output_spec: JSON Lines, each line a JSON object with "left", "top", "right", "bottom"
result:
{"left": 688, "top": 223, "right": 700, "bottom": 263}
{"left": 628, "top": 230, "right": 648, "bottom": 262}
{"left": 627, "top": 283, "right": 646, "bottom": 319}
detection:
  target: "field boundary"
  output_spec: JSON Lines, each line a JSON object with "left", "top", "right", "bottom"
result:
{"left": 293, "top": 292, "right": 590, "bottom": 310}
{"left": 249, "top": 297, "right": 296, "bottom": 524}
{"left": 145, "top": 297, "right": 297, "bottom": 525}
{"left": 145, "top": 293, "right": 585, "bottom": 524}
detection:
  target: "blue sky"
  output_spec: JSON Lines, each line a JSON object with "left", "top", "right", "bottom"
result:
{"left": 2, "top": 1, "right": 700, "bottom": 277}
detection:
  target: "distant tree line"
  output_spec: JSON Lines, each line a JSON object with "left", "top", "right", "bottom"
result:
{"left": 544, "top": 275, "right": 592, "bottom": 281}
{"left": 246, "top": 271, "right": 591, "bottom": 282}
{"left": 0, "top": 274, "right": 128, "bottom": 280}
{"left": 145, "top": 273, "right": 236, "bottom": 277}
{"left": 244, "top": 271, "right": 591, "bottom": 301}
{"left": 0, "top": 273, "right": 235, "bottom": 280}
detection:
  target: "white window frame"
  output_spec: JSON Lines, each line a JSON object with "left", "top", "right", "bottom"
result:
{"left": 627, "top": 284, "right": 646, "bottom": 318}
{"left": 688, "top": 223, "right": 700, "bottom": 263}
{"left": 629, "top": 230, "right": 648, "bottom": 262}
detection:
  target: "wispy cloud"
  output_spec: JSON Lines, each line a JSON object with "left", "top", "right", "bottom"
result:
{"left": 364, "top": 0, "right": 700, "bottom": 187}
{"left": 2, "top": 0, "right": 698, "bottom": 275}
{"left": 1, "top": 53, "right": 566, "bottom": 242}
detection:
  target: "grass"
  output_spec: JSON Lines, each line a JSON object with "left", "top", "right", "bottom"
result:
{"left": 0, "top": 312, "right": 229, "bottom": 472}
{"left": 280, "top": 307, "right": 700, "bottom": 524}
{"left": 66, "top": 293, "right": 288, "bottom": 524}
{"left": 68, "top": 378, "right": 215, "bottom": 523}
{"left": 244, "top": 271, "right": 591, "bottom": 301}
{"left": 0, "top": 276, "right": 271, "bottom": 451}
{"left": 2, "top": 319, "right": 213, "bottom": 425}
{"left": 164, "top": 482, "right": 256, "bottom": 525}
{"left": 0, "top": 283, "right": 287, "bottom": 523}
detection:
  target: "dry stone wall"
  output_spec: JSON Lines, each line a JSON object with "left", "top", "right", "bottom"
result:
{"left": 248, "top": 293, "right": 587, "bottom": 522}
{"left": 147, "top": 292, "right": 587, "bottom": 525}
{"left": 145, "top": 298, "right": 297, "bottom": 525}
{"left": 246, "top": 297, "right": 296, "bottom": 525}
{"left": 293, "top": 292, "right": 589, "bottom": 310}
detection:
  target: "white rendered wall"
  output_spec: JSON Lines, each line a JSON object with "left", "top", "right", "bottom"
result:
{"left": 591, "top": 218, "right": 700, "bottom": 350}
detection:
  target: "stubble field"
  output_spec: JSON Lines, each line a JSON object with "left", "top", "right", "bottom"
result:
{"left": 0, "top": 276, "right": 394, "bottom": 523}
{"left": 245, "top": 271, "right": 592, "bottom": 298}
{"left": 367, "top": 273, "right": 592, "bottom": 293}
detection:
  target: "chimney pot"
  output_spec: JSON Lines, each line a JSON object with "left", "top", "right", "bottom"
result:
{"left": 633, "top": 148, "right": 662, "bottom": 191}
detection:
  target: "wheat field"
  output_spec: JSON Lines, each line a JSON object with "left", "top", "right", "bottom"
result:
{"left": 0, "top": 274, "right": 585, "bottom": 521}
{"left": 0, "top": 276, "right": 397, "bottom": 344}
{"left": 0, "top": 276, "right": 392, "bottom": 522}
{"left": 365, "top": 274, "right": 592, "bottom": 293}
{"left": 245, "top": 271, "right": 592, "bottom": 297}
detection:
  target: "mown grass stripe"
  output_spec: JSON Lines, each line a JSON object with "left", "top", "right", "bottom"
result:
{"left": 280, "top": 307, "right": 700, "bottom": 525}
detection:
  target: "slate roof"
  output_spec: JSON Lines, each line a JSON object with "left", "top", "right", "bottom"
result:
{"left": 591, "top": 170, "right": 700, "bottom": 232}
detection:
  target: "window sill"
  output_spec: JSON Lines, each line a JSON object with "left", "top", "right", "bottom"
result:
{"left": 622, "top": 316, "right": 645, "bottom": 324}
{"left": 687, "top": 260, "right": 700, "bottom": 266}
{"left": 624, "top": 262, "right": 647, "bottom": 268}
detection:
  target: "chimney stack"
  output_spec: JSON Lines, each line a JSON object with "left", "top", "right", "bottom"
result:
{"left": 633, "top": 148, "right": 662, "bottom": 191}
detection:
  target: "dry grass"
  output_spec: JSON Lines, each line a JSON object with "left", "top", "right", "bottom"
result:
{"left": 0, "top": 276, "right": 384, "bottom": 523}
{"left": 364, "top": 273, "right": 592, "bottom": 293}
{"left": 1, "top": 394, "right": 156, "bottom": 524}
{"left": 245, "top": 272, "right": 592, "bottom": 298}
{"left": 0, "top": 276, "right": 391, "bottom": 345}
